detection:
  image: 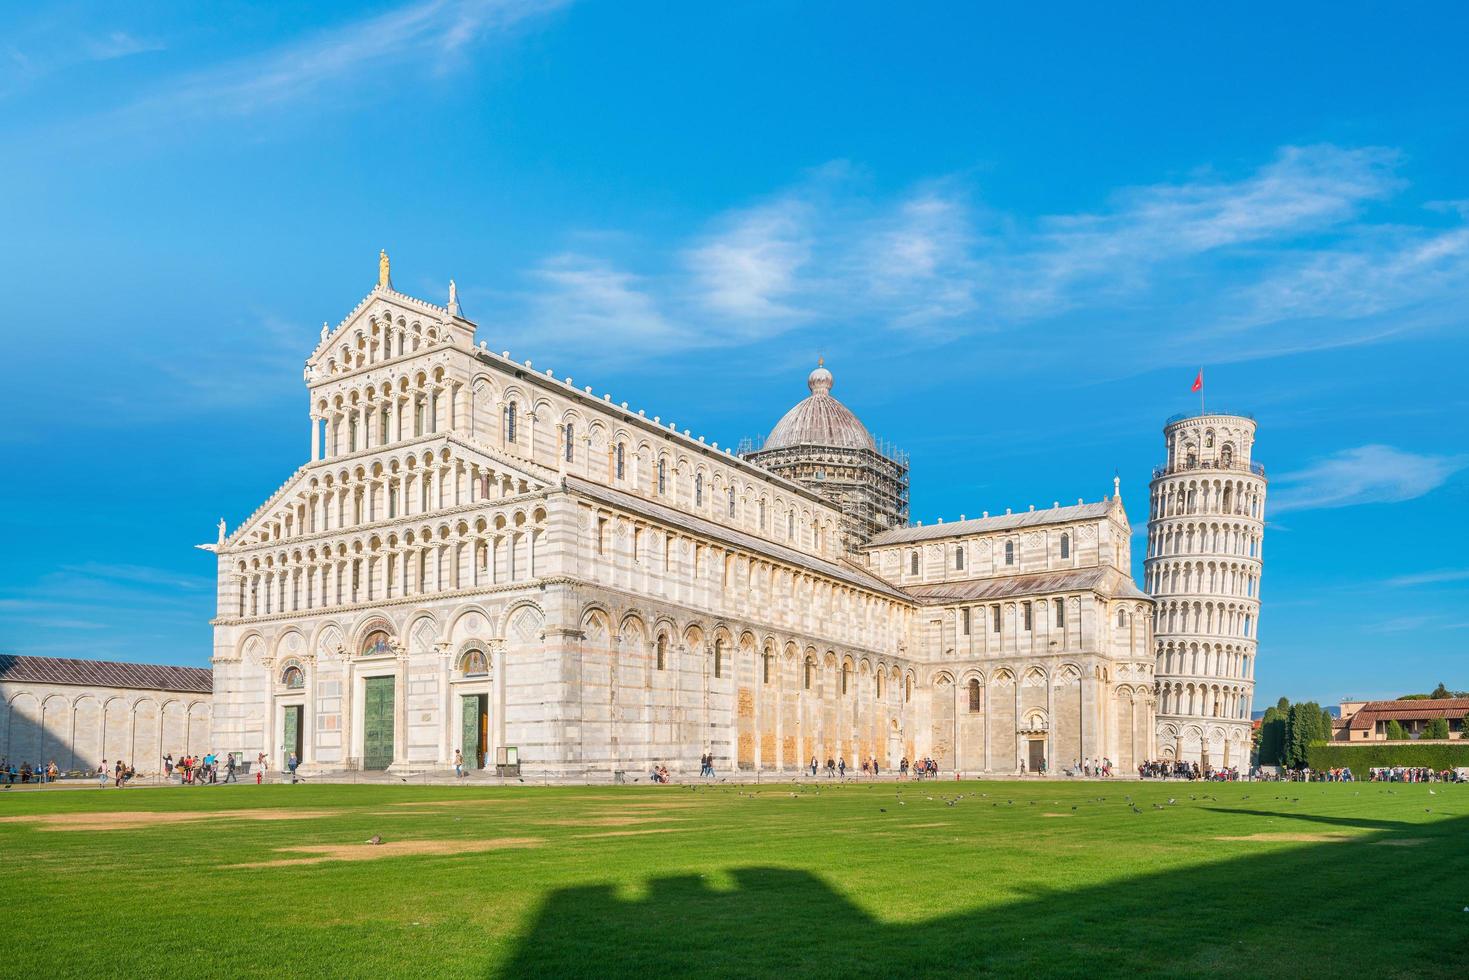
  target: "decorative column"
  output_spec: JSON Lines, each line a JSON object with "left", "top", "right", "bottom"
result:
{"left": 311, "top": 415, "right": 322, "bottom": 461}
{"left": 393, "top": 647, "right": 410, "bottom": 767}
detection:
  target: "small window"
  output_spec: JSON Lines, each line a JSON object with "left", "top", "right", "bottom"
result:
{"left": 1060, "top": 533, "right": 1070, "bottom": 559}
{"left": 657, "top": 458, "right": 667, "bottom": 495}
{"left": 656, "top": 634, "right": 667, "bottom": 671}
{"left": 1023, "top": 602, "right": 1033, "bottom": 631}
{"left": 1117, "top": 609, "right": 1129, "bottom": 627}
{"left": 992, "top": 606, "right": 1001, "bottom": 633}
{"left": 1054, "top": 598, "right": 1064, "bottom": 627}
{"left": 841, "top": 664, "right": 850, "bottom": 695}
{"left": 788, "top": 511, "right": 795, "bottom": 540}
{"left": 564, "top": 422, "right": 574, "bottom": 462}
{"left": 910, "top": 551, "right": 920, "bottom": 576}
{"left": 804, "top": 657, "right": 814, "bottom": 690}
{"left": 961, "top": 607, "right": 971, "bottom": 636}
{"left": 955, "top": 547, "right": 965, "bottom": 570}
{"left": 714, "top": 642, "right": 724, "bottom": 679}
{"left": 968, "top": 679, "right": 981, "bottom": 713}
{"left": 728, "top": 487, "right": 736, "bottom": 518}
{"left": 1005, "top": 540, "right": 1015, "bottom": 566}
{"left": 695, "top": 474, "right": 703, "bottom": 507}
{"left": 505, "top": 402, "right": 517, "bottom": 443}
{"left": 762, "top": 652, "right": 771, "bottom": 684}
{"left": 615, "top": 443, "right": 625, "bottom": 480}
{"left": 904, "top": 674, "right": 912, "bottom": 703}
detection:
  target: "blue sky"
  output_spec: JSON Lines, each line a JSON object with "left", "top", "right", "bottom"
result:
{"left": 2, "top": 1, "right": 1466, "bottom": 703}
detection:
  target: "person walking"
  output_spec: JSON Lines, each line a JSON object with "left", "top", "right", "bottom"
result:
{"left": 98, "top": 761, "right": 109, "bottom": 787}
{"left": 809, "top": 756, "right": 818, "bottom": 777}
{"left": 454, "top": 749, "right": 464, "bottom": 778}
{"left": 287, "top": 752, "right": 299, "bottom": 784}
{"left": 223, "top": 752, "right": 238, "bottom": 784}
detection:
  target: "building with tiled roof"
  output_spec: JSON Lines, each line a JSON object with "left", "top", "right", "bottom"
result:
{"left": 1, "top": 654, "right": 213, "bottom": 773}
{"left": 1333, "top": 698, "right": 1469, "bottom": 741}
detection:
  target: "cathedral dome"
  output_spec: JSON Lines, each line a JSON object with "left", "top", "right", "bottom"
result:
{"left": 763, "top": 361, "right": 876, "bottom": 452}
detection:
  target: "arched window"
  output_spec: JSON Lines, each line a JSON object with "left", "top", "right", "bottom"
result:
{"left": 695, "top": 473, "right": 704, "bottom": 507}
{"left": 992, "top": 605, "right": 1001, "bottom": 633}
{"left": 841, "top": 663, "right": 851, "bottom": 694}
{"left": 615, "top": 442, "right": 625, "bottom": 480}
{"left": 758, "top": 499, "right": 767, "bottom": 529}
{"left": 876, "top": 671, "right": 884, "bottom": 698}
{"left": 713, "top": 640, "right": 725, "bottom": 679}
{"left": 657, "top": 459, "right": 666, "bottom": 495}
{"left": 505, "top": 402, "right": 517, "bottom": 443}
{"left": 904, "top": 673, "right": 912, "bottom": 703}
{"left": 1220, "top": 445, "right": 1234, "bottom": 468}
{"left": 727, "top": 487, "right": 736, "bottom": 518}
{"left": 1117, "top": 609, "right": 1129, "bottom": 627}
{"left": 460, "top": 650, "right": 489, "bottom": 676}
{"left": 1054, "top": 598, "right": 1065, "bottom": 627}
{"left": 1005, "top": 540, "right": 1015, "bottom": 566}
{"left": 788, "top": 510, "right": 796, "bottom": 540}
{"left": 362, "top": 630, "right": 392, "bottom": 657}
{"left": 1060, "top": 533, "right": 1070, "bottom": 559}
{"left": 968, "top": 679, "right": 981, "bottom": 712}
{"left": 961, "top": 607, "right": 971, "bottom": 636}
{"left": 282, "top": 665, "right": 304, "bottom": 689}
{"left": 910, "top": 551, "right": 920, "bottom": 575}
{"left": 656, "top": 634, "right": 667, "bottom": 671}
{"left": 762, "top": 651, "right": 772, "bottom": 684}
{"left": 954, "top": 547, "right": 965, "bottom": 570}
{"left": 564, "top": 422, "right": 574, "bottom": 462}
{"left": 804, "top": 656, "right": 815, "bottom": 690}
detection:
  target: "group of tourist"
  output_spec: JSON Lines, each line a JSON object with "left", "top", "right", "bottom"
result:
{"left": 1369, "top": 766, "right": 1465, "bottom": 783}
{"left": 649, "top": 764, "right": 671, "bottom": 783}
{"left": 2, "top": 759, "right": 60, "bottom": 784}
{"left": 162, "top": 752, "right": 242, "bottom": 785}
{"left": 699, "top": 752, "right": 718, "bottom": 777}
{"left": 900, "top": 757, "right": 942, "bottom": 779}
{"left": 1071, "top": 758, "right": 1116, "bottom": 777}
{"left": 1138, "top": 760, "right": 1246, "bottom": 781}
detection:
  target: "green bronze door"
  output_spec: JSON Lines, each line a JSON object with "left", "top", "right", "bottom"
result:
{"left": 283, "top": 705, "right": 303, "bottom": 764}
{"left": 461, "top": 694, "right": 483, "bottom": 769}
{"left": 364, "top": 677, "right": 395, "bottom": 770}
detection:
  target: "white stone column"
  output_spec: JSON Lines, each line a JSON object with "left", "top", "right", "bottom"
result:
{"left": 311, "top": 415, "right": 321, "bottom": 461}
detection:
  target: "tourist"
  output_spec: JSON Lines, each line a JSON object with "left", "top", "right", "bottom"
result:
{"left": 114, "top": 760, "right": 125, "bottom": 788}
{"left": 98, "top": 761, "right": 109, "bottom": 787}
{"left": 224, "top": 752, "right": 238, "bottom": 783}
{"left": 163, "top": 753, "right": 174, "bottom": 779}
{"left": 454, "top": 749, "right": 464, "bottom": 778}
{"left": 838, "top": 757, "right": 846, "bottom": 778}
{"left": 288, "top": 752, "right": 299, "bottom": 783}
{"left": 810, "top": 756, "right": 819, "bottom": 777}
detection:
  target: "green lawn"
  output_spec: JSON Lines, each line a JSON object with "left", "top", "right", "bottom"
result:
{"left": 1, "top": 779, "right": 1464, "bottom": 978}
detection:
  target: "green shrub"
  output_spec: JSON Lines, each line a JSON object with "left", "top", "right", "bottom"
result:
{"left": 1307, "top": 742, "right": 1469, "bottom": 772}
{"left": 1384, "top": 720, "right": 1407, "bottom": 741}
{"left": 1423, "top": 717, "right": 1450, "bottom": 740}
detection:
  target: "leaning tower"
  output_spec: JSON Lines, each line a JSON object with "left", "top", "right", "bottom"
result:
{"left": 1145, "top": 413, "right": 1266, "bottom": 769}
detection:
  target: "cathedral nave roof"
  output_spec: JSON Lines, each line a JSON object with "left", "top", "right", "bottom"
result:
{"left": 901, "top": 567, "right": 1152, "bottom": 605}
{"left": 865, "top": 500, "right": 1115, "bottom": 547}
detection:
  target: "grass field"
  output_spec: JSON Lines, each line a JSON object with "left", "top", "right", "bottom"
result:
{"left": 1, "top": 779, "right": 1465, "bottom": 978}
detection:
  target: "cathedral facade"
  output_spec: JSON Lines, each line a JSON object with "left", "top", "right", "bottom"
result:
{"left": 208, "top": 260, "right": 1156, "bottom": 779}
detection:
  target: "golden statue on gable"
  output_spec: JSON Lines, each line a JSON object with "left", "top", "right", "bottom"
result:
{"left": 378, "top": 249, "right": 391, "bottom": 288}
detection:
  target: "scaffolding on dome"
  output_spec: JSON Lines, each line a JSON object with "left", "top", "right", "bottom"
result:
{"left": 740, "top": 433, "right": 910, "bottom": 552}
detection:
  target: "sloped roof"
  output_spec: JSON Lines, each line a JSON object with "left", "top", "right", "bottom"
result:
{"left": 901, "top": 567, "right": 1153, "bottom": 606}
{"left": 0, "top": 655, "right": 212, "bottom": 694}
{"left": 1346, "top": 697, "right": 1469, "bottom": 731}
{"left": 562, "top": 476, "right": 910, "bottom": 602}
{"left": 866, "top": 502, "right": 1114, "bottom": 547}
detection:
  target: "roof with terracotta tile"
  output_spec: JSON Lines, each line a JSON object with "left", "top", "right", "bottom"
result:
{"left": 0, "top": 655, "right": 212, "bottom": 694}
{"left": 1346, "top": 697, "right": 1469, "bottom": 730}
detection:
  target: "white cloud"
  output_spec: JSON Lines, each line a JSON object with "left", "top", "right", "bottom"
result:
{"left": 504, "top": 143, "right": 1469, "bottom": 363}
{"left": 522, "top": 254, "right": 681, "bottom": 349}
{"left": 1270, "top": 445, "right": 1469, "bottom": 513}
{"left": 87, "top": 0, "right": 567, "bottom": 126}
{"left": 1386, "top": 568, "right": 1469, "bottom": 588}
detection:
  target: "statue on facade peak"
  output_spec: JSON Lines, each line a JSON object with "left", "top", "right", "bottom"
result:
{"left": 448, "top": 278, "right": 460, "bottom": 315}
{"left": 320, "top": 321, "right": 329, "bottom": 342}
{"left": 217, "top": 518, "right": 227, "bottom": 544}
{"left": 378, "top": 249, "right": 391, "bottom": 289}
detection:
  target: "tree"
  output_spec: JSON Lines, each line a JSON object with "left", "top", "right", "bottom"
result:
{"left": 1430, "top": 682, "right": 1451, "bottom": 699}
{"left": 1384, "top": 720, "right": 1407, "bottom": 741}
{"left": 1258, "top": 704, "right": 1286, "bottom": 766}
{"left": 1423, "top": 717, "right": 1450, "bottom": 740}
{"left": 1285, "top": 702, "right": 1331, "bottom": 768}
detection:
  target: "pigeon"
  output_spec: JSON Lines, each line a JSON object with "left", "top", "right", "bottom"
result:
{"left": 1167, "top": 798, "right": 1176, "bottom": 805}
{"left": 1429, "top": 789, "right": 1437, "bottom": 796}
{"left": 366, "top": 834, "right": 383, "bottom": 845}
{"left": 880, "top": 808, "right": 887, "bottom": 813}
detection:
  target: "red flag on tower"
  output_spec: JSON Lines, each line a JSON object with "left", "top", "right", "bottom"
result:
{"left": 1190, "top": 369, "right": 1204, "bottom": 393}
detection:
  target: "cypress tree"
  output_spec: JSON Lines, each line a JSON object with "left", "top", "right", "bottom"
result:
{"left": 1423, "top": 717, "right": 1450, "bottom": 740}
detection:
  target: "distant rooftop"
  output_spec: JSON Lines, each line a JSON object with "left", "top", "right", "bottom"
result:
{"left": 0, "top": 654, "right": 212, "bottom": 694}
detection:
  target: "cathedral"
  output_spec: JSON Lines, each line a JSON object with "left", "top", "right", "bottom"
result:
{"left": 208, "top": 256, "right": 1159, "bottom": 779}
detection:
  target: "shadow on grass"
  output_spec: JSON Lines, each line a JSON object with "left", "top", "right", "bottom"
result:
{"left": 502, "top": 812, "right": 1469, "bottom": 978}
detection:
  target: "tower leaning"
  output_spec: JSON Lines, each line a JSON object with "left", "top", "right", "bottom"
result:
{"left": 1144, "top": 413, "right": 1266, "bottom": 769}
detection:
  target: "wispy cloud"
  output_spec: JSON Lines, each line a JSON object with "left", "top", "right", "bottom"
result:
{"left": 36, "top": 0, "right": 566, "bottom": 131}
{"left": 502, "top": 144, "right": 1469, "bottom": 365}
{"left": 1386, "top": 568, "right": 1469, "bottom": 588}
{"left": 1271, "top": 445, "right": 1469, "bottom": 513}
